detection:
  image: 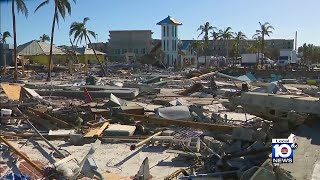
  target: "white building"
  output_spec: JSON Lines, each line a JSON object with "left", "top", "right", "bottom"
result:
{"left": 157, "top": 16, "right": 182, "bottom": 67}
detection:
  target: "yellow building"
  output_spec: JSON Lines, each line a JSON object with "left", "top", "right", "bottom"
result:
{"left": 18, "top": 40, "right": 67, "bottom": 65}
{"left": 18, "top": 40, "right": 107, "bottom": 65}
{"left": 75, "top": 46, "right": 106, "bottom": 64}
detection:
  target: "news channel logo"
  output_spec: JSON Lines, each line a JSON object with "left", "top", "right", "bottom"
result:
{"left": 272, "top": 136, "right": 298, "bottom": 164}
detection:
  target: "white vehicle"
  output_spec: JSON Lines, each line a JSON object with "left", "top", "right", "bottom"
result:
{"left": 276, "top": 50, "right": 298, "bottom": 66}
{"left": 241, "top": 53, "right": 263, "bottom": 65}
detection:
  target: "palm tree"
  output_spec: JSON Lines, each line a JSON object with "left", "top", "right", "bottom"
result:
{"left": 35, "top": 0, "right": 76, "bottom": 81}
{"left": 1, "top": 31, "right": 12, "bottom": 74}
{"left": 11, "top": 0, "right": 28, "bottom": 80}
{"left": 252, "top": 34, "right": 263, "bottom": 64}
{"left": 254, "top": 22, "right": 274, "bottom": 54}
{"left": 210, "top": 30, "right": 220, "bottom": 56}
{"left": 190, "top": 40, "right": 204, "bottom": 67}
{"left": 218, "top": 27, "right": 233, "bottom": 60}
{"left": 39, "top": 34, "right": 50, "bottom": 42}
{"left": 69, "top": 17, "right": 107, "bottom": 76}
{"left": 234, "top": 31, "right": 247, "bottom": 63}
{"left": 197, "top": 22, "right": 216, "bottom": 66}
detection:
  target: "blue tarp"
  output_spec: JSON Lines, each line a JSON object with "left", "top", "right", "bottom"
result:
{"left": 3, "top": 172, "right": 31, "bottom": 180}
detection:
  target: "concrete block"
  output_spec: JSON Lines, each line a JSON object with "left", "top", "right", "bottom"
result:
{"left": 69, "top": 134, "right": 84, "bottom": 145}
{"left": 187, "top": 137, "right": 201, "bottom": 152}
{"left": 232, "top": 127, "right": 254, "bottom": 141}
{"left": 151, "top": 136, "right": 173, "bottom": 146}
{"left": 161, "top": 130, "right": 174, "bottom": 136}
{"left": 203, "top": 136, "right": 215, "bottom": 145}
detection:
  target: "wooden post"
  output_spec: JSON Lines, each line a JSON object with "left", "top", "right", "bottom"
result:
{"left": 0, "top": 136, "right": 43, "bottom": 174}
{"left": 130, "top": 131, "right": 162, "bottom": 150}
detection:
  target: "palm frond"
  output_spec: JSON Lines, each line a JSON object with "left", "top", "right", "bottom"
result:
{"left": 87, "top": 30, "right": 96, "bottom": 39}
{"left": 57, "top": 1, "right": 66, "bottom": 19}
{"left": 83, "top": 17, "right": 90, "bottom": 24}
{"left": 16, "top": 0, "right": 28, "bottom": 17}
{"left": 34, "top": 0, "right": 49, "bottom": 13}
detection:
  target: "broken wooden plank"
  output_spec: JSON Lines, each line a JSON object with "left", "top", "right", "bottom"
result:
{"left": 24, "top": 110, "right": 59, "bottom": 130}
{"left": 84, "top": 128, "right": 99, "bottom": 138}
{"left": 95, "top": 122, "right": 109, "bottom": 137}
{"left": 120, "top": 113, "right": 238, "bottom": 133}
{"left": 130, "top": 131, "right": 162, "bottom": 150}
{"left": 28, "top": 108, "right": 71, "bottom": 128}
{"left": 0, "top": 136, "right": 43, "bottom": 174}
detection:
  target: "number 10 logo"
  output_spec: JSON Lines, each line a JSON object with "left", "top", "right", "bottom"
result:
{"left": 273, "top": 144, "right": 293, "bottom": 158}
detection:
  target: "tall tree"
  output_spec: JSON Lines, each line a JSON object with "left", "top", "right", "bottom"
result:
{"left": 39, "top": 34, "right": 50, "bottom": 42}
{"left": 69, "top": 17, "right": 107, "bottom": 76}
{"left": 252, "top": 34, "right": 263, "bottom": 64}
{"left": 11, "top": 0, "right": 28, "bottom": 80}
{"left": 233, "top": 31, "right": 247, "bottom": 63}
{"left": 35, "top": 0, "right": 76, "bottom": 81}
{"left": 190, "top": 40, "right": 204, "bottom": 67}
{"left": 254, "top": 22, "right": 274, "bottom": 54}
{"left": 197, "top": 22, "right": 216, "bottom": 66}
{"left": 218, "top": 27, "right": 233, "bottom": 60}
{"left": 1, "top": 31, "right": 12, "bottom": 74}
{"left": 210, "top": 30, "right": 220, "bottom": 56}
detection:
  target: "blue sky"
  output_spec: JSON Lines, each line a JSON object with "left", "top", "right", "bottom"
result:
{"left": 1, "top": 0, "right": 320, "bottom": 47}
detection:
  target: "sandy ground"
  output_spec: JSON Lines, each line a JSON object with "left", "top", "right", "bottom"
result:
{"left": 3, "top": 140, "right": 189, "bottom": 179}
{"left": 281, "top": 122, "right": 320, "bottom": 180}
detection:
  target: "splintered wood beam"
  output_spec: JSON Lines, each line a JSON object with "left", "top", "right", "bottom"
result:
{"left": 28, "top": 107, "right": 71, "bottom": 128}
{"left": 120, "top": 113, "right": 237, "bottom": 133}
{"left": 0, "top": 136, "right": 43, "bottom": 174}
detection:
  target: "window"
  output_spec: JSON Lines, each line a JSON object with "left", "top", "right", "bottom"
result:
{"left": 163, "top": 40, "right": 166, "bottom": 51}
{"left": 172, "top": 26, "right": 174, "bottom": 37}
{"left": 134, "top": 48, "right": 139, "bottom": 54}
{"left": 167, "top": 26, "right": 169, "bottom": 37}
{"left": 115, "top": 49, "right": 121, "bottom": 55}
{"left": 163, "top": 26, "right": 166, "bottom": 37}
{"left": 129, "top": 48, "right": 132, "bottom": 53}
{"left": 167, "top": 40, "right": 169, "bottom": 51}
{"left": 172, "top": 40, "right": 175, "bottom": 51}
{"left": 174, "top": 26, "right": 177, "bottom": 37}
{"left": 122, "top": 49, "right": 127, "bottom": 54}
{"left": 141, "top": 48, "right": 146, "bottom": 54}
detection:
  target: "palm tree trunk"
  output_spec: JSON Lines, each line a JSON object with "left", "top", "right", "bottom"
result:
{"left": 12, "top": 0, "right": 18, "bottom": 81}
{"left": 226, "top": 40, "right": 229, "bottom": 64}
{"left": 262, "top": 34, "right": 265, "bottom": 54}
{"left": 47, "top": 0, "right": 58, "bottom": 81}
{"left": 204, "top": 49, "right": 207, "bottom": 67}
{"left": 196, "top": 54, "right": 199, "bottom": 68}
{"left": 86, "top": 35, "right": 107, "bottom": 76}
{"left": 3, "top": 53, "right": 7, "bottom": 74}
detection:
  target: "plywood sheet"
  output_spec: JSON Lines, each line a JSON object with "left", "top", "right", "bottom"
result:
{"left": 1, "top": 83, "right": 22, "bottom": 101}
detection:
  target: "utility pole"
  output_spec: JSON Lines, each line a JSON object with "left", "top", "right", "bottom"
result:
{"left": 295, "top": 31, "right": 297, "bottom": 51}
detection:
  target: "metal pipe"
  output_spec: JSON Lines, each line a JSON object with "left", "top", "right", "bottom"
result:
{"left": 130, "top": 131, "right": 162, "bottom": 150}
{"left": 25, "top": 119, "right": 66, "bottom": 158}
{"left": 0, "top": 136, "right": 43, "bottom": 174}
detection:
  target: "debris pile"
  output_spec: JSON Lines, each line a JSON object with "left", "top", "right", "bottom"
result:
{"left": 0, "top": 65, "right": 319, "bottom": 179}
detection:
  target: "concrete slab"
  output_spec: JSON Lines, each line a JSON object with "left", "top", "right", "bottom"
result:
{"left": 104, "top": 124, "right": 136, "bottom": 136}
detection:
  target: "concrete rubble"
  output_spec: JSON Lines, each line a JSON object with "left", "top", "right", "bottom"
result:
{"left": 0, "top": 64, "right": 319, "bottom": 180}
